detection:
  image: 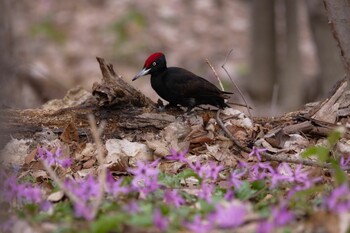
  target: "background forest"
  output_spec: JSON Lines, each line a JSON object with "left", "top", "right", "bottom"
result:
{"left": 0, "top": 0, "right": 345, "bottom": 115}
{"left": 1, "top": 1, "right": 350, "bottom": 233}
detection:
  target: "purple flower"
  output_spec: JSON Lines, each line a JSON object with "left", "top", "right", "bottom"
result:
{"left": 249, "top": 162, "right": 274, "bottom": 181}
{"left": 64, "top": 175, "right": 100, "bottom": 202}
{"left": 78, "top": 175, "right": 100, "bottom": 199}
{"left": 164, "top": 189, "right": 185, "bottom": 207}
{"left": 143, "top": 176, "right": 160, "bottom": 195}
{"left": 257, "top": 204, "right": 294, "bottom": 233}
{"left": 188, "top": 160, "right": 203, "bottom": 174}
{"left": 36, "top": 147, "right": 45, "bottom": 160}
{"left": 198, "top": 183, "right": 213, "bottom": 203}
{"left": 292, "top": 165, "right": 322, "bottom": 191}
{"left": 197, "top": 162, "right": 223, "bottom": 180}
{"left": 128, "top": 160, "right": 161, "bottom": 196}
{"left": 184, "top": 215, "right": 213, "bottom": 233}
{"left": 58, "top": 158, "right": 73, "bottom": 168}
{"left": 73, "top": 202, "right": 94, "bottom": 220}
{"left": 210, "top": 202, "right": 247, "bottom": 228}
{"left": 40, "top": 200, "right": 52, "bottom": 212}
{"left": 20, "top": 185, "right": 42, "bottom": 203}
{"left": 256, "top": 220, "right": 274, "bottom": 233}
{"left": 229, "top": 169, "right": 246, "bottom": 189}
{"left": 270, "top": 163, "right": 294, "bottom": 188}
{"left": 44, "top": 148, "right": 60, "bottom": 166}
{"left": 270, "top": 163, "right": 321, "bottom": 191}
{"left": 105, "top": 173, "right": 129, "bottom": 197}
{"left": 153, "top": 209, "right": 169, "bottom": 232}
{"left": 123, "top": 201, "right": 140, "bottom": 214}
{"left": 0, "top": 216, "right": 16, "bottom": 232}
{"left": 248, "top": 146, "right": 267, "bottom": 161}
{"left": 166, "top": 148, "right": 189, "bottom": 163}
{"left": 131, "top": 175, "right": 159, "bottom": 197}
{"left": 271, "top": 205, "right": 294, "bottom": 226}
{"left": 340, "top": 155, "right": 350, "bottom": 170}
{"left": 206, "top": 161, "right": 223, "bottom": 180}
{"left": 37, "top": 147, "right": 72, "bottom": 168}
{"left": 128, "top": 160, "right": 159, "bottom": 178}
{"left": 2, "top": 175, "right": 43, "bottom": 205}
{"left": 325, "top": 184, "right": 350, "bottom": 213}
{"left": 237, "top": 160, "right": 249, "bottom": 169}
{"left": 2, "top": 175, "right": 18, "bottom": 202}
{"left": 293, "top": 165, "right": 309, "bottom": 183}
{"left": 224, "top": 189, "right": 235, "bottom": 201}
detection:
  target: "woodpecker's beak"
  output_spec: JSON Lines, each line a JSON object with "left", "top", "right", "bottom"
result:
{"left": 132, "top": 68, "right": 151, "bottom": 81}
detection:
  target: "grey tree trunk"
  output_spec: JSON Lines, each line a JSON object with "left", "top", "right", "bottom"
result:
{"left": 280, "top": 0, "right": 303, "bottom": 110}
{"left": 323, "top": 0, "right": 350, "bottom": 77}
{"left": 248, "top": 0, "right": 277, "bottom": 103}
{"left": 306, "top": 0, "right": 344, "bottom": 98}
{"left": 0, "top": 0, "right": 15, "bottom": 107}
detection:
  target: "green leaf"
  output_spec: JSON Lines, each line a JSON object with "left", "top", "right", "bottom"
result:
{"left": 91, "top": 214, "right": 127, "bottom": 233}
{"left": 236, "top": 182, "right": 256, "bottom": 200}
{"left": 198, "top": 200, "right": 215, "bottom": 215}
{"left": 330, "top": 159, "right": 348, "bottom": 185}
{"left": 327, "top": 129, "right": 342, "bottom": 146}
{"left": 52, "top": 227, "right": 80, "bottom": 233}
{"left": 289, "top": 185, "right": 324, "bottom": 210}
{"left": 51, "top": 202, "right": 74, "bottom": 222}
{"left": 301, "top": 146, "right": 329, "bottom": 162}
{"left": 177, "top": 169, "right": 199, "bottom": 180}
{"left": 158, "top": 169, "right": 200, "bottom": 188}
{"left": 128, "top": 213, "right": 153, "bottom": 227}
{"left": 251, "top": 180, "right": 266, "bottom": 191}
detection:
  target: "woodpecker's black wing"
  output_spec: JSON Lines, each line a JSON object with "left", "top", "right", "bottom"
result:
{"left": 163, "top": 67, "right": 232, "bottom": 108}
{"left": 164, "top": 67, "right": 231, "bottom": 97}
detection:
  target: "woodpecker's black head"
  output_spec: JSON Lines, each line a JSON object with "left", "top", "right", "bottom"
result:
{"left": 132, "top": 52, "right": 167, "bottom": 81}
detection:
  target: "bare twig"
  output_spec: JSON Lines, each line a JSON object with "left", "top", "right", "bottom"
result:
{"left": 206, "top": 59, "right": 225, "bottom": 91}
{"left": 42, "top": 161, "right": 80, "bottom": 204}
{"left": 88, "top": 114, "right": 107, "bottom": 219}
{"left": 216, "top": 110, "right": 329, "bottom": 168}
{"left": 221, "top": 49, "right": 252, "bottom": 120}
{"left": 216, "top": 109, "right": 250, "bottom": 155}
{"left": 260, "top": 152, "right": 329, "bottom": 168}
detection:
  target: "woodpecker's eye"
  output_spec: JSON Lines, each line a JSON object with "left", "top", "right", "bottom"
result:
{"left": 152, "top": 62, "right": 157, "bottom": 66}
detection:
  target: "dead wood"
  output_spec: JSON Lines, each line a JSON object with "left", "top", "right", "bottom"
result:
{"left": 323, "top": 0, "right": 350, "bottom": 77}
{"left": 1, "top": 57, "right": 350, "bottom": 168}
{"left": 307, "top": 76, "right": 348, "bottom": 123}
{"left": 0, "top": 57, "right": 174, "bottom": 144}
{"left": 92, "top": 57, "right": 154, "bottom": 108}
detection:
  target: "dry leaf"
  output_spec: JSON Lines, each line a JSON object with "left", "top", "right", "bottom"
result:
{"left": 48, "top": 191, "right": 65, "bottom": 202}
{"left": 32, "top": 170, "right": 49, "bottom": 181}
{"left": 0, "top": 138, "right": 31, "bottom": 167}
{"left": 105, "top": 139, "right": 152, "bottom": 166}
{"left": 25, "top": 148, "right": 38, "bottom": 164}
{"left": 60, "top": 123, "right": 79, "bottom": 143}
{"left": 83, "top": 158, "right": 96, "bottom": 169}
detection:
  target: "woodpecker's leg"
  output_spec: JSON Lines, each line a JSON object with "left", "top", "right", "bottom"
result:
{"left": 186, "top": 106, "right": 194, "bottom": 113}
{"left": 164, "top": 103, "right": 182, "bottom": 112}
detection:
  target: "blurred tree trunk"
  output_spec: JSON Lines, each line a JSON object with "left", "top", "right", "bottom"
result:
{"left": 0, "top": 0, "right": 15, "bottom": 107}
{"left": 0, "top": 0, "right": 66, "bottom": 109}
{"left": 248, "top": 0, "right": 276, "bottom": 103}
{"left": 0, "top": 0, "right": 14, "bottom": 148}
{"left": 305, "top": 0, "right": 344, "bottom": 98}
{"left": 280, "top": 0, "right": 303, "bottom": 110}
{"left": 323, "top": 0, "right": 350, "bottom": 78}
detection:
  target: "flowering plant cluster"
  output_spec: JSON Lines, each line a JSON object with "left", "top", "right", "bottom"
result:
{"left": 0, "top": 144, "right": 349, "bottom": 233}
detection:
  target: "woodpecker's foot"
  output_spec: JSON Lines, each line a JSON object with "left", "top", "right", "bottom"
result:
{"left": 165, "top": 103, "right": 181, "bottom": 110}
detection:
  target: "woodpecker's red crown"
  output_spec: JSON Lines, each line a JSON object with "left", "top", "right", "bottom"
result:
{"left": 144, "top": 52, "right": 164, "bottom": 68}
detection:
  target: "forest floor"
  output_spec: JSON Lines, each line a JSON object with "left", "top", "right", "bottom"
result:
{"left": 0, "top": 58, "right": 349, "bottom": 233}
